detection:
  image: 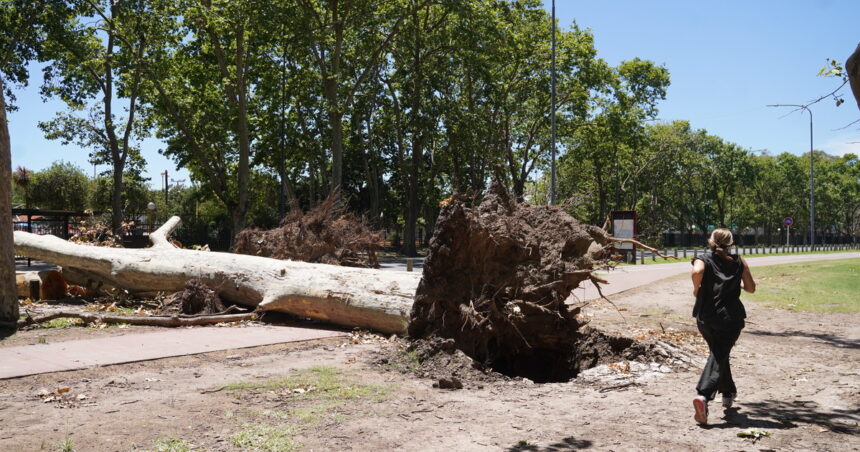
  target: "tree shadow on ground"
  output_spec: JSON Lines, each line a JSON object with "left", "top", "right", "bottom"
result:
{"left": 704, "top": 400, "right": 859, "bottom": 434}
{"left": 745, "top": 329, "right": 859, "bottom": 349}
{"left": 506, "top": 436, "right": 592, "bottom": 451}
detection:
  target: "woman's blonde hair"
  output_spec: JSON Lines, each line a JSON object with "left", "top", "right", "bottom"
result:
{"left": 708, "top": 228, "right": 735, "bottom": 262}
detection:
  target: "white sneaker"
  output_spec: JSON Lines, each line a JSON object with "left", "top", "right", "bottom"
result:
{"left": 693, "top": 396, "right": 708, "bottom": 425}
{"left": 722, "top": 394, "right": 736, "bottom": 408}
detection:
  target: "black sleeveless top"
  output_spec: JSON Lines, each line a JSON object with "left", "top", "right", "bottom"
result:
{"left": 693, "top": 250, "right": 746, "bottom": 323}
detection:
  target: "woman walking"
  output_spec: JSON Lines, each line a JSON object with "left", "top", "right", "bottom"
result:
{"left": 690, "top": 228, "right": 756, "bottom": 425}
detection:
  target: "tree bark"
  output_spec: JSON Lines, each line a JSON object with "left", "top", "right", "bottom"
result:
{"left": 14, "top": 217, "right": 420, "bottom": 334}
{"left": 0, "top": 78, "right": 19, "bottom": 329}
{"left": 402, "top": 7, "right": 423, "bottom": 258}
{"left": 325, "top": 0, "right": 345, "bottom": 192}
{"left": 233, "top": 21, "right": 251, "bottom": 234}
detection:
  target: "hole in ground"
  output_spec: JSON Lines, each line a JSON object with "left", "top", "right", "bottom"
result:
{"left": 488, "top": 331, "right": 644, "bottom": 383}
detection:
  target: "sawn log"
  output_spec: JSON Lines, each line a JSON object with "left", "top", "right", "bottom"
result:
{"left": 13, "top": 217, "right": 420, "bottom": 334}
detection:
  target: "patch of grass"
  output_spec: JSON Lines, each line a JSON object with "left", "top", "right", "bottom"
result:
{"left": 225, "top": 366, "right": 391, "bottom": 401}
{"left": 261, "top": 400, "right": 342, "bottom": 425}
{"left": 230, "top": 424, "right": 300, "bottom": 452}
{"left": 145, "top": 437, "right": 193, "bottom": 452}
{"left": 381, "top": 348, "right": 423, "bottom": 373}
{"left": 744, "top": 258, "right": 860, "bottom": 312}
{"left": 226, "top": 366, "right": 393, "bottom": 450}
{"left": 400, "top": 349, "right": 422, "bottom": 371}
{"left": 222, "top": 381, "right": 260, "bottom": 391}
{"left": 57, "top": 437, "right": 75, "bottom": 452}
{"left": 42, "top": 318, "right": 83, "bottom": 329}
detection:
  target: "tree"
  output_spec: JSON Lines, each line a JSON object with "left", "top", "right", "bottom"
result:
{"left": 130, "top": 0, "right": 266, "bottom": 236}
{"left": 559, "top": 57, "right": 669, "bottom": 227}
{"left": 295, "top": 0, "right": 423, "bottom": 194}
{"left": 90, "top": 170, "right": 150, "bottom": 219}
{"left": 12, "top": 166, "right": 32, "bottom": 208}
{"left": 0, "top": 0, "right": 77, "bottom": 329}
{"left": 39, "top": 0, "right": 150, "bottom": 230}
{"left": 28, "top": 161, "right": 91, "bottom": 210}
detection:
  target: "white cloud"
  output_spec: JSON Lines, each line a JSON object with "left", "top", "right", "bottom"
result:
{"left": 819, "top": 132, "right": 860, "bottom": 156}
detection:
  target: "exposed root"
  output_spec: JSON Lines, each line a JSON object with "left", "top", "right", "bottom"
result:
{"left": 410, "top": 181, "right": 643, "bottom": 382}
{"left": 607, "top": 237, "right": 677, "bottom": 259}
{"left": 231, "top": 190, "right": 382, "bottom": 268}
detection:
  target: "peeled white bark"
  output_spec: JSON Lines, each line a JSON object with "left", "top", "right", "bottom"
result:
{"left": 14, "top": 217, "right": 420, "bottom": 334}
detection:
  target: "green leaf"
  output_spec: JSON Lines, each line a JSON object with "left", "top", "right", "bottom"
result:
{"left": 737, "top": 428, "right": 772, "bottom": 440}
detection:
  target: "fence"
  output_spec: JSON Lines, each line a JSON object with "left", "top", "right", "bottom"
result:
{"left": 661, "top": 231, "right": 858, "bottom": 248}
{"left": 12, "top": 209, "right": 95, "bottom": 266}
{"left": 133, "top": 217, "right": 232, "bottom": 251}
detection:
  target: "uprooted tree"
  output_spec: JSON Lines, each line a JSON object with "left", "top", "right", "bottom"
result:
{"left": 408, "top": 182, "right": 664, "bottom": 382}
{"left": 231, "top": 193, "right": 382, "bottom": 268}
{"left": 12, "top": 182, "right": 675, "bottom": 380}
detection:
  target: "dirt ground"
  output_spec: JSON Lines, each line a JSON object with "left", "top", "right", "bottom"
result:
{"left": 1, "top": 275, "right": 858, "bottom": 451}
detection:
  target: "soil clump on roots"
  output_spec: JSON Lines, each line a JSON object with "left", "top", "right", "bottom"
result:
{"left": 231, "top": 193, "right": 382, "bottom": 268}
{"left": 160, "top": 279, "right": 226, "bottom": 315}
{"left": 409, "top": 182, "right": 654, "bottom": 383}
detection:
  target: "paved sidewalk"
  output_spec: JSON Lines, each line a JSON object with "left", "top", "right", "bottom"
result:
{"left": 573, "top": 251, "right": 860, "bottom": 302}
{"left": 0, "top": 325, "right": 346, "bottom": 380}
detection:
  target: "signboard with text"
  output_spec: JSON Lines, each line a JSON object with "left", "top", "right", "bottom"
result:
{"left": 611, "top": 210, "right": 637, "bottom": 251}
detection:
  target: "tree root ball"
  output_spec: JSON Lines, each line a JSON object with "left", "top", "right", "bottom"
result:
{"left": 409, "top": 182, "right": 633, "bottom": 382}
{"left": 171, "top": 279, "right": 226, "bottom": 315}
{"left": 231, "top": 192, "right": 382, "bottom": 268}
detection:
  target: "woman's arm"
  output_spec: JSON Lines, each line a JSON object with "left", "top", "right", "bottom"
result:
{"left": 691, "top": 259, "right": 705, "bottom": 296}
{"left": 740, "top": 257, "right": 756, "bottom": 293}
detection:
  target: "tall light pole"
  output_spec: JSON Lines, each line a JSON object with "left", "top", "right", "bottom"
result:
{"left": 160, "top": 170, "right": 169, "bottom": 206}
{"left": 767, "top": 104, "right": 815, "bottom": 250}
{"left": 550, "top": 0, "right": 557, "bottom": 205}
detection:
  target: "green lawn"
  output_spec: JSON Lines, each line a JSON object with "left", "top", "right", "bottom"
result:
{"left": 744, "top": 258, "right": 860, "bottom": 313}
{"left": 615, "top": 248, "right": 858, "bottom": 266}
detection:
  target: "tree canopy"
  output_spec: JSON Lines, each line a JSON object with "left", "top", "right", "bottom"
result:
{"left": 6, "top": 0, "right": 859, "bottom": 255}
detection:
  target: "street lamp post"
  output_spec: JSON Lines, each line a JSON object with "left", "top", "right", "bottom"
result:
{"left": 767, "top": 104, "right": 815, "bottom": 250}
{"left": 147, "top": 202, "right": 157, "bottom": 233}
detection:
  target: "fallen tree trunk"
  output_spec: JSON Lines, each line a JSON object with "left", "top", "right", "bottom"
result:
{"left": 14, "top": 217, "right": 420, "bottom": 334}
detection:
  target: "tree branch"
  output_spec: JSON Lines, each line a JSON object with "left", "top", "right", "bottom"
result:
{"left": 17, "top": 310, "right": 257, "bottom": 328}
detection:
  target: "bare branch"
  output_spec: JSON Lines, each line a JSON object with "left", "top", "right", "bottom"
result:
{"left": 17, "top": 310, "right": 257, "bottom": 328}
{"left": 607, "top": 237, "right": 676, "bottom": 259}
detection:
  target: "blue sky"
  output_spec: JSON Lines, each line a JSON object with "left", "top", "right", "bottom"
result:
{"left": 7, "top": 0, "right": 860, "bottom": 188}
{"left": 549, "top": 0, "right": 860, "bottom": 157}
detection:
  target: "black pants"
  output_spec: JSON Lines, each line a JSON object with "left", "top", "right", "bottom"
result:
{"left": 696, "top": 319, "right": 744, "bottom": 401}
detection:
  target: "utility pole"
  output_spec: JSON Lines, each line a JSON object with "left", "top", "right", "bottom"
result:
{"left": 767, "top": 104, "right": 815, "bottom": 250}
{"left": 550, "top": 0, "right": 557, "bottom": 205}
{"left": 161, "top": 170, "right": 168, "bottom": 206}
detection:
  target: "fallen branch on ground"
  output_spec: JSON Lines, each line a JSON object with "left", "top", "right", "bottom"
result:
{"left": 16, "top": 310, "right": 257, "bottom": 328}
